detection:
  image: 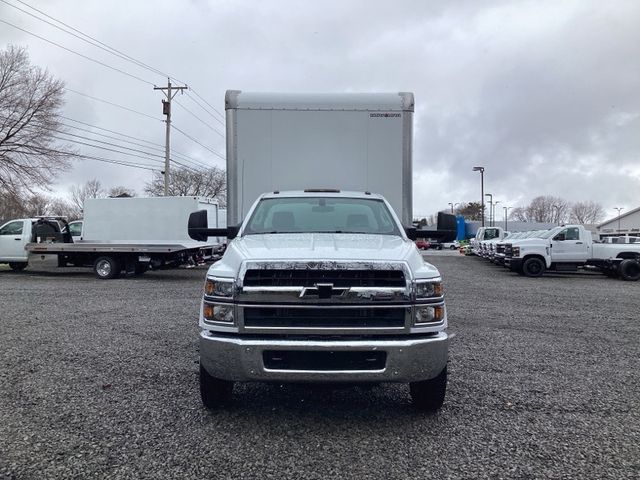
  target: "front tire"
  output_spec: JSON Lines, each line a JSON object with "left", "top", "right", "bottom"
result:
{"left": 8, "top": 262, "right": 27, "bottom": 271}
{"left": 410, "top": 367, "right": 447, "bottom": 412}
{"left": 200, "top": 364, "right": 233, "bottom": 409}
{"left": 619, "top": 259, "right": 640, "bottom": 281}
{"left": 93, "top": 256, "right": 121, "bottom": 279}
{"left": 522, "top": 257, "right": 545, "bottom": 277}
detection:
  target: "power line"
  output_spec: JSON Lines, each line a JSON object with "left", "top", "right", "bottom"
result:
{"left": 59, "top": 121, "right": 207, "bottom": 168}
{"left": 56, "top": 130, "right": 165, "bottom": 159}
{"left": 170, "top": 124, "right": 225, "bottom": 160}
{"left": 174, "top": 100, "right": 225, "bottom": 137}
{"left": 58, "top": 128, "right": 207, "bottom": 171}
{"left": 184, "top": 91, "right": 225, "bottom": 126}
{"left": 51, "top": 134, "right": 202, "bottom": 172}
{"left": 65, "top": 88, "right": 160, "bottom": 121}
{"left": 189, "top": 88, "right": 226, "bottom": 121}
{"left": 5, "top": 0, "right": 170, "bottom": 79}
{"left": 78, "top": 154, "right": 158, "bottom": 171}
{"left": 0, "top": 17, "right": 155, "bottom": 86}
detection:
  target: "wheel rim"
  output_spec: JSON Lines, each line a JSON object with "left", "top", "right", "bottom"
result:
{"left": 96, "top": 260, "right": 111, "bottom": 277}
{"left": 528, "top": 261, "right": 542, "bottom": 275}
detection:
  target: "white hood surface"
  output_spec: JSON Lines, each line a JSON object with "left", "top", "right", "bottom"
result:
{"left": 210, "top": 233, "right": 440, "bottom": 279}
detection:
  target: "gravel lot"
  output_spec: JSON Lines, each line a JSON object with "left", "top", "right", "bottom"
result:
{"left": 1, "top": 254, "right": 638, "bottom": 479}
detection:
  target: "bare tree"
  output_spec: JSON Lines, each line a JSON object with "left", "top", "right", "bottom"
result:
{"left": 510, "top": 196, "right": 570, "bottom": 223}
{"left": 0, "top": 45, "right": 75, "bottom": 195}
{"left": 107, "top": 186, "right": 136, "bottom": 198}
{"left": 570, "top": 201, "right": 604, "bottom": 224}
{"left": 70, "top": 179, "right": 105, "bottom": 212}
{"left": 144, "top": 166, "right": 226, "bottom": 206}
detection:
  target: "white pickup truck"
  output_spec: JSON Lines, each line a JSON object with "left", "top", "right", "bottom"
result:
{"left": 504, "top": 225, "right": 640, "bottom": 280}
{"left": 471, "top": 227, "right": 507, "bottom": 256}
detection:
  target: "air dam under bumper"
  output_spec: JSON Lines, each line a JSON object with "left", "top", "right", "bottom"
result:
{"left": 200, "top": 331, "right": 449, "bottom": 382}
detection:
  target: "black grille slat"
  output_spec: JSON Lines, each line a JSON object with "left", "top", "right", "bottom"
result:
{"left": 244, "top": 307, "right": 405, "bottom": 328}
{"left": 243, "top": 269, "right": 405, "bottom": 287}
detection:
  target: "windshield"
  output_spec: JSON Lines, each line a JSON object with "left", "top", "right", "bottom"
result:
{"left": 538, "top": 228, "right": 560, "bottom": 239}
{"left": 243, "top": 197, "right": 401, "bottom": 235}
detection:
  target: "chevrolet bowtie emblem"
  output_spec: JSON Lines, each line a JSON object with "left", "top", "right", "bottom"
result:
{"left": 315, "top": 283, "right": 334, "bottom": 299}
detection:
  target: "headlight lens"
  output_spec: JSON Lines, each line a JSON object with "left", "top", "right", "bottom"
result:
{"left": 513, "top": 247, "right": 520, "bottom": 257}
{"left": 203, "top": 303, "right": 234, "bottom": 323}
{"left": 414, "top": 305, "right": 444, "bottom": 324}
{"left": 414, "top": 281, "right": 443, "bottom": 299}
{"left": 204, "top": 278, "right": 235, "bottom": 297}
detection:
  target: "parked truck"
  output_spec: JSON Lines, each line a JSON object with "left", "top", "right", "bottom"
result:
{"left": 0, "top": 196, "right": 221, "bottom": 279}
{"left": 504, "top": 225, "right": 640, "bottom": 280}
{"left": 188, "top": 91, "right": 457, "bottom": 411}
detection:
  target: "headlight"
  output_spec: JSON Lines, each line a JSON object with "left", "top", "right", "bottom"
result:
{"left": 203, "top": 303, "right": 234, "bottom": 323}
{"left": 414, "top": 281, "right": 443, "bottom": 299}
{"left": 512, "top": 247, "right": 520, "bottom": 257}
{"left": 204, "top": 277, "right": 235, "bottom": 297}
{"left": 414, "top": 305, "right": 444, "bottom": 325}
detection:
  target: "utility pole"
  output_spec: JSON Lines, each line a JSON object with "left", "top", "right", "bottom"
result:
{"left": 154, "top": 78, "right": 188, "bottom": 195}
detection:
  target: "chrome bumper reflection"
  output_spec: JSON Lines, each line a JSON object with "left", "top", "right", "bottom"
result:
{"left": 199, "top": 331, "right": 449, "bottom": 383}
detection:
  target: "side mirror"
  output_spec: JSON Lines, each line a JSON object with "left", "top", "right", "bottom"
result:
{"left": 188, "top": 210, "right": 240, "bottom": 241}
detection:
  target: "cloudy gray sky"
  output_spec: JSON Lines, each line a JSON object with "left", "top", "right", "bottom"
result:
{"left": 1, "top": 0, "right": 639, "bottom": 221}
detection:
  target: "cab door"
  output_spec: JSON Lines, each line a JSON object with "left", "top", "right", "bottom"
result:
{"left": 550, "top": 227, "right": 589, "bottom": 263}
{"left": 0, "top": 220, "right": 29, "bottom": 261}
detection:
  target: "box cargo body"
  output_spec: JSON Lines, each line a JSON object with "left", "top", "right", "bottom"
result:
{"left": 82, "top": 196, "right": 219, "bottom": 247}
{"left": 225, "top": 91, "right": 414, "bottom": 226}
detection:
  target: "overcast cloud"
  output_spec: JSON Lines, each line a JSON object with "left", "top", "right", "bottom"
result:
{"left": 1, "top": 0, "right": 638, "bottom": 221}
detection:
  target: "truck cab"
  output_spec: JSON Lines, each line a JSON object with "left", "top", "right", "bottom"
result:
{"left": 192, "top": 190, "right": 450, "bottom": 411}
{"left": 0, "top": 219, "right": 30, "bottom": 267}
{"left": 0, "top": 217, "right": 70, "bottom": 271}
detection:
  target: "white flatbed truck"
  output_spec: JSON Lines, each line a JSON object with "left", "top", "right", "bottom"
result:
{"left": 0, "top": 196, "right": 222, "bottom": 279}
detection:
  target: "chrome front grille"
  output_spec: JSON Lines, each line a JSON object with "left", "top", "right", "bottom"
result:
{"left": 243, "top": 306, "right": 407, "bottom": 329}
{"left": 236, "top": 261, "right": 413, "bottom": 334}
{"left": 243, "top": 269, "right": 406, "bottom": 287}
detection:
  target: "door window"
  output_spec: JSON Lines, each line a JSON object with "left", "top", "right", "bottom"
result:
{"left": 566, "top": 227, "right": 580, "bottom": 240}
{"left": 0, "top": 221, "right": 23, "bottom": 235}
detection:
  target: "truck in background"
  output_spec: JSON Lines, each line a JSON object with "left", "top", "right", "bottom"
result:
{"left": 504, "top": 225, "right": 640, "bottom": 280}
{"left": 189, "top": 91, "right": 457, "bottom": 411}
{"left": 0, "top": 196, "right": 222, "bottom": 279}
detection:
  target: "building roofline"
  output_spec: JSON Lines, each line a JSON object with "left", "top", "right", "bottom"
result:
{"left": 597, "top": 205, "right": 640, "bottom": 228}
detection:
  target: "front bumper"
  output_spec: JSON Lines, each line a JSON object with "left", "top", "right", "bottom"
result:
{"left": 505, "top": 257, "right": 523, "bottom": 271}
{"left": 200, "top": 330, "right": 449, "bottom": 383}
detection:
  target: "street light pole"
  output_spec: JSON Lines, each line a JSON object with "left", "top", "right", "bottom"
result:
{"left": 614, "top": 207, "right": 624, "bottom": 233}
{"left": 448, "top": 202, "right": 459, "bottom": 214}
{"left": 485, "top": 193, "right": 493, "bottom": 227}
{"left": 552, "top": 205, "right": 561, "bottom": 225}
{"left": 473, "top": 166, "right": 485, "bottom": 227}
{"left": 503, "top": 206, "right": 512, "bottom": 230}
{"left": 493, "top": 201, "right": 501, "bottom": 227}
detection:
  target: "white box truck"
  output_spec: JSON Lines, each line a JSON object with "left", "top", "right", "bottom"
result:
{"left": 188, "top": 91, "right": 457, "bottom": 411}
{"left": 0, "top": 196, "right": 222, "bottom": 279}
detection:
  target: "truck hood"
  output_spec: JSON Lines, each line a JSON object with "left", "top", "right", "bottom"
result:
{"left": 208, "top": 233, "right": 440, "bottom": 279}
{"left": 509, "top": 238, "right": 549, "bottom": 247}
